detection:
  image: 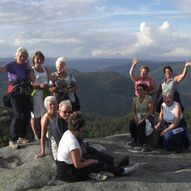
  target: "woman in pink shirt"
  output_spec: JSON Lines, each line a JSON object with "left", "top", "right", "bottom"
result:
{"left": 129, "top": 58, "right": 157, "bottom": 97}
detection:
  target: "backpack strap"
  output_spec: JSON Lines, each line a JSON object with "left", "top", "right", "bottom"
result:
{"left": 56, "top": 119, "right": 62, "bottom": 137}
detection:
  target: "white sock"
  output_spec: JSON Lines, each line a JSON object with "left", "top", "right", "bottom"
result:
{"left": 122, "top": 165, "right": 136, "bottom": 175}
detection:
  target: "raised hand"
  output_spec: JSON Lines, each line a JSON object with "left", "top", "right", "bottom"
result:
{"left": 185, "top": 60, "right": 191, "bottom": 67}
{"left": 132, "top": 58, "right": 140, "bottom": 65}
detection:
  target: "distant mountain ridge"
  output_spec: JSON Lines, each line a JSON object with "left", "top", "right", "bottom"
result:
{"left": 0, "top": 58, "right": 190, "bottom": 116}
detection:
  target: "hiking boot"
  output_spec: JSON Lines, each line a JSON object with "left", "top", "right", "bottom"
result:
{"left": 9, "top": 141, "right": 19, "bottom": 149}
{"left": 17, "top": 137, "right": 29, "bottom": 144}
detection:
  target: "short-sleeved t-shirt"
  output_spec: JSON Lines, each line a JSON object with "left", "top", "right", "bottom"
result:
{"left": 57, "top": 130, "right": 81, "bottom": 164}
{"left": 134, "top": 77, "right": 155, "bottom": 96}
{"left": 5, "top": 61, "right": 30, "bottom": 83}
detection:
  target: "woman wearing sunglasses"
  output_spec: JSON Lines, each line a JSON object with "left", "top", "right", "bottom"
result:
{"left": 36, "top": 98, "right": 129, "bottom": 169}
{"left": 35, "top": 96, "right": 72, "bottom": 159}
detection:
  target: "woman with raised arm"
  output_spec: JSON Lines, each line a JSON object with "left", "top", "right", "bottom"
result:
{"left": 129, "top": 58, "right": 157, "bottom": 97}
{"left": 0, "top": 48, "right": 32, "bottom": 149}
{"left": 155, "top": 61, "right": 191, "bottom": 113}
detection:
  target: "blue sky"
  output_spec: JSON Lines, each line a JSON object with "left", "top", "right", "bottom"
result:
{"left": 0, "top": 0, "right": 191, "bottom": 61}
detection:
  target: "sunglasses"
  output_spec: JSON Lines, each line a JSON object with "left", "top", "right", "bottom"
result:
{"left": 61, "top": 110, "right": 71, "bottom": 114}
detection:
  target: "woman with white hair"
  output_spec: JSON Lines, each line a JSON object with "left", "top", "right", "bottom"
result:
{"left": 35, "top": 96, "right": 58, "bottom": 158}
{"left": 51, "top": 57, "right": 80, "bottom": 111}
{"left": 155, "top": 90, "right": 190, "bottom": 152}
{"left": 0, "top": 47, "right": 32, "bottom": 149}
{"left": 36, "top": 96, "right": 73, "bottom": 159}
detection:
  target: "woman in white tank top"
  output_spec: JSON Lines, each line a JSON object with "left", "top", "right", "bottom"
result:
{"left": 30, "top": 51, "right": 55, "bottom": 141}
{"left": 155, "top": 90, "right": 190, "bottom": 152}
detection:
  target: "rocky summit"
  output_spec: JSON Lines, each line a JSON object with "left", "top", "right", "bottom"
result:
{"left": 0, "top": 134, "right": 191, "bottom": 191}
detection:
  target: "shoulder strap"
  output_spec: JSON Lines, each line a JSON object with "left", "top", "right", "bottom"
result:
{"left": 69, "top": 73, "right": 73, "bottom": 81}
{"left": 56, "top": 119, "right": 63, "bottom": 137}
{"left": 44, "top": 113, "right": 53, "bottom": 123}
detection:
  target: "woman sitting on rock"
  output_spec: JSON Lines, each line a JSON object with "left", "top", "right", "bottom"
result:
{"left": 56, "top": 111, "right": 137, "bottom": 182}
{"left": 36, "top": 98, "right": 118, "bottom": 166}
{"left": 129, "top": 84, "right": 155, "bottom": 148}
{"left": 35, "top": 96, "right": 58, "bottom": 159}
{"left": 155, "top": 90, "right": 190, "bottom": 152}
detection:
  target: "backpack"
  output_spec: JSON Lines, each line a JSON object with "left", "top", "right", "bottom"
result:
{"left": 3, "top": 93, "right": 12, "bottom": 108}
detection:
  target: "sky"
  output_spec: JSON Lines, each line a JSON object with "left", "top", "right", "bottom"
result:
{"left": 0, "top": 0, "right": 191, "bottom": 61}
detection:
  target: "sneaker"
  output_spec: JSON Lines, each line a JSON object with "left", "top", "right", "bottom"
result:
{"left": 89, "top": 172, "right": 108, "bottom": 181}
{"left": 9, "top": 141, "right": 19, "bottom": 149}
{"left": 100, "top": 171, "right": 114, "bottom": 178}
{"left": 141, "top": 145, "right": 152, "bottom": 152}
{"left": 114, "top": 155, "right": 129, "bottom": 167}
{"left": 128, "top": 140, "right": 137, "bottom": 147}
{"left": 17, "top": 137, "right": 29, "bottom": 144}
{"left": 123, "top": 163, "right": 139, "bottom": 175}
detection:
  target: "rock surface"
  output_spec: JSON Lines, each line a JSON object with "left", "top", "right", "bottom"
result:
{"left": 0, "top": 134, "right": 191, "bottom": 191}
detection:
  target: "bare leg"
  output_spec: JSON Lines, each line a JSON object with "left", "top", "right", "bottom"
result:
{"left": 31, "top": 117, "right": 41, "bottom": 140}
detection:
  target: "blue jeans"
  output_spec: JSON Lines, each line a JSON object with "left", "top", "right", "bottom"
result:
{"left": 163, "top": 126, "right": 190, "bottom": 151}
{"left": 10, "top": 95, "right": 31, "bottom": 141}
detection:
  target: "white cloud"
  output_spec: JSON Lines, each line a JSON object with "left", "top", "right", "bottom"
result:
{"left": 0, "top": 1, "right": 191, "bottom": 60}
{"left": 173, "top": 0, "right": 191, "bottom": 10}
{"left": 162, "top": 47, "right": 191, "bottom": 58}
{"left": 14, "top": 37, "right": 83, "bottom": 46}
{"left": 0, "top": 39, "right": 5, "bottom": 44}
{"left": 91, "top": 21, "right": 191, "bottom": 60}
{"left": 0, "top": 0, "right": 99, "bottom": 26}
{"left": 159, "top": 21, "right": 170, "bottom": 31}
{"left": 135, "top": 22, "right": 154, "bottom": 47}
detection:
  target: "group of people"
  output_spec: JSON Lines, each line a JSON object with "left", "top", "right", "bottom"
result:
{"left": 39, "top": 96, "right": 136, "bottom": 181}
{"left": 0, "top": 47, "right": 136, "bottom": 182}
{"left": 0, "top": 48, "right": 79, "bottom": 149}
{"left": 0, "top": 47, "right": 191, "bottom": 182}
{"left": 128, "top": 58, "right": 191, "bottom": 152}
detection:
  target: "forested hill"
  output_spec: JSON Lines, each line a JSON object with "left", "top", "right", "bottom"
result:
{"left": 76, "top": 71, "right": 134, "bottom": 116}
{"left": 0, "top": 58, "right": 191, "bottom": 116}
